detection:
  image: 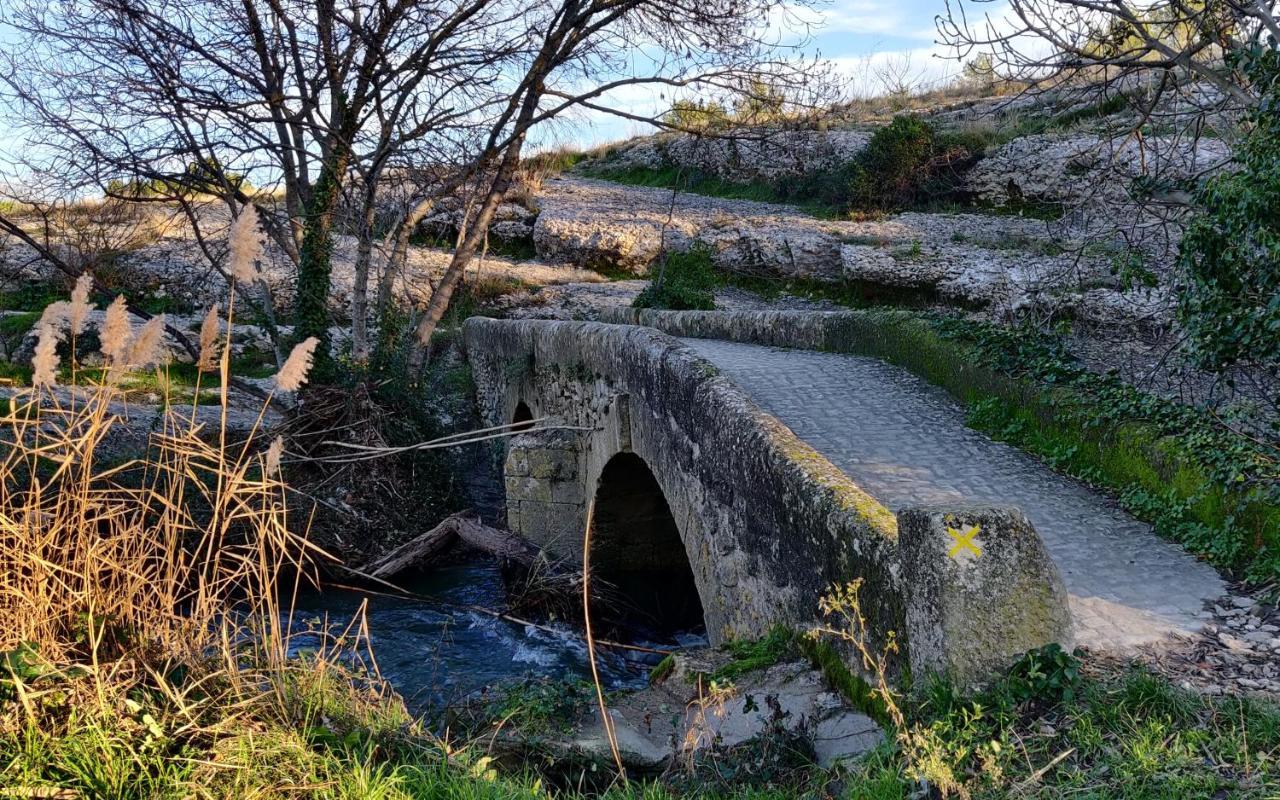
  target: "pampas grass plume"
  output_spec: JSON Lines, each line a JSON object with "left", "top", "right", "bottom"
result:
{"left": 127, "top": 315, "right": 168, "bottom": 369}
{"left": 100, "top": 295, "right": 133, "bottom": 366}
{"left": 197, "top": 306, "right": 221, "bottom": 372}
{"left": 68, "top": 273, "right": 93, "bottom": 336}
{"left": 228, "top": 205, "right": 265, "bottom": 284}
{"left": 31, "top": 321, "right": 61, "bottom": 388}
{"left": 265, "top": 435, "right": 284, "bottom": 477}
{"left": 39, "top": 300, "right": 70, "bottom": 329}
{"left": 275, "top": 337, "right": 318, "bottom": 392}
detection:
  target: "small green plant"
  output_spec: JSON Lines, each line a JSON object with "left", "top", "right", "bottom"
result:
{"left": 648, "top": 654, "right": 675, "bottom": 685}
{"left": 1005, "top": 644, "right": 1084, "bottom": 705}
{"left": 709, "top": 626, "right": 798, "bottom": 683}
{"left": 486, "top": 677, "right": 592, "bottom": 735}
{"left": 633, "top": 246, "right": 718, "bottom": 311}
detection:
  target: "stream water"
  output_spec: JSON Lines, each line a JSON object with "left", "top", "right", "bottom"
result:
{"left": 286, "top": 561, "right": 689, "bottom": 714}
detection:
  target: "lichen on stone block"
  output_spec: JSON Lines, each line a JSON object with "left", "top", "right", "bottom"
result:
{"left": 898, "top": 505, "right": 1072, "bottom": 687}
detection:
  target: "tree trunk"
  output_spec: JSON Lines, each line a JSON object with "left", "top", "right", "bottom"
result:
{"left": 295, "top": 141, "right": 352, "bottom": 369}
{"left": 374, "top": 195, "right": 439, "bottom": 320}
{"left": 362, "top": 513, "right": 544, "bottom": 578}
{"left": 350, "top": 187, "right": 379, "bottom": 363}
{"left": 407, "top": 135, "right": 528, "bottom": 369}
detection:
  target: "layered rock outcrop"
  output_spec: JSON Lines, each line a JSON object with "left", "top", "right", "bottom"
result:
{"left": 533, "top": 177, "right": 1174, "bottom": 326}
{"left": 597, "top": 129, "right": 872, "bottom": 184}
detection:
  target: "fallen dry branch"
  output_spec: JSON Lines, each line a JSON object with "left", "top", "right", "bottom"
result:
{"left": 363, "top": 513, "right": 543, "bottom": 578}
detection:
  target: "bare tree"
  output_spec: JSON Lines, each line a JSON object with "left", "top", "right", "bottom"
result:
{"left": 1, "top": 0, "right": 523, "bottom": 360}
{"left": 398, "top": 2, "right": 838, "bottom": 367}
{"left": 940, "top": 0, "right": 1278, "bottom": 118}
{"left": 3, "top": 0, "right": 834, "bottom": 375}
{"left": 936, "top": 0, "right": 1280, "bottom": 267}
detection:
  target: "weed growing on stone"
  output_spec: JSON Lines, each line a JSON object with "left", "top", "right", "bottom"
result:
{"left": 708, "top": 626, "right": 799, "bottom": 683}
{"left": 634, "top": 246, "right": 718, "bottom": 311}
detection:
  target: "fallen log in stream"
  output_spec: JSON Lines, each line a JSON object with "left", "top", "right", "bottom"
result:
{"left": 363, "top": 512, "right": 543, "bottom": 579}
{"left": 341, "top": 514, "right": 668, "bottom": 657}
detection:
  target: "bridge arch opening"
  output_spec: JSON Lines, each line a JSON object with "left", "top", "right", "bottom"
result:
{"left": 590, "top": 452, "right": 705, "bottom": 639}
{"left": 511, "top": 400, "right": 534, "bottom": 432}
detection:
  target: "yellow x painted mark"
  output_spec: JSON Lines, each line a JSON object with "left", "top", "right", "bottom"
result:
{"left": 947, "top": 524, "right": 982, "bottom": 560}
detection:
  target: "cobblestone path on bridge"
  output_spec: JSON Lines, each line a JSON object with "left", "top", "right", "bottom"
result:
{"left": 682, "top": 338, "right": 1226, "bottom": 654}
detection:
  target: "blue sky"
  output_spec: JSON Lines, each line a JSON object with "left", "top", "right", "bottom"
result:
{"left": 559, "top": 0, "right": 981, "bottom": 147}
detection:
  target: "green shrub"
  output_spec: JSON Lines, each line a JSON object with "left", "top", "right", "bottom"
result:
{"left": 662, "top": 99, "right": 730, "bottom": 131}
{"left": 1179, "top": 44, "right": 1280, "bottom": 377}
{"left": 633, "top": 246, "right": 718, "bottom": 310}
{"left": 845, "top": 116, "right": 986, "bottom": 211}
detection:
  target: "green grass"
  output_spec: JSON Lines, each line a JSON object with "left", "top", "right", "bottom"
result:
{"left": 0, "top": 311, "right": 40, "bottom": 357}
{"left": 7, "top": 652, "right": 1275, "bottom": 799}
{"left": 873, "top": 663, "right": 1280, "bottom": 799}
{"left": 0, "top": 282, "right": 68, "bottom": 313}
{"left": 524, "top": 148, "right": 592, "bottom": 175}
{"left": 0, "top": 360, "right": 32, "bottom": 384}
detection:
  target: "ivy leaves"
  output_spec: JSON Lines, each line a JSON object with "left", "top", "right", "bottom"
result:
{"left": 1179, "top": 45, "right": 1280, "bottom": 377}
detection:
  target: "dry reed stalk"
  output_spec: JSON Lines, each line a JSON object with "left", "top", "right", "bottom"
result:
{"left": 0, "top": 269, "right": 370, "bottom": 746}
{"left": 581, "top": 498, "right": 627, "bottom": 782}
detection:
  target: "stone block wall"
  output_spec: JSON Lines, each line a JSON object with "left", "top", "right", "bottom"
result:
{"left": 899, "top": 506, "right": 1072, "bottom": 686}
{"left": 505, "top": 429, "right": 589, "bottom": 554}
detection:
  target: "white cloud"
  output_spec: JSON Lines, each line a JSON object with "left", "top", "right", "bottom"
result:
{"left": 808, "top": 0, "right": 931, "bottom": 36}
{"left": 829, "top": 42, "right": 967, "bottom": 96}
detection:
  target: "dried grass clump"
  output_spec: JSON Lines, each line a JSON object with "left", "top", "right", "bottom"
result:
{"left": 1, "top": 296, "right": 312, "bottom": 671}
{"left": 0, "top": 207, "right": 372, "bottom": 771}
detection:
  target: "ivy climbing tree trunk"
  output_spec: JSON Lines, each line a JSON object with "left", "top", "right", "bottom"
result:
{"left": 295, "top": 140, "right": 352, "bottom": 372}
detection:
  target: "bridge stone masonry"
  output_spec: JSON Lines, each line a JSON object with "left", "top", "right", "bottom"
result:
{"left": 461, "top": 314, "right": 1119, "bottom": 686}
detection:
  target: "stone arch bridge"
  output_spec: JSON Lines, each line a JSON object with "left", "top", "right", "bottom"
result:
{"left": 463, "top": 311, "right": 1223, "bottom": 684}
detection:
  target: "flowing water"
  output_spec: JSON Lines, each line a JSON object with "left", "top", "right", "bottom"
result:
{"left": 286, "top": 561, "right": 693, "bottom": 714}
